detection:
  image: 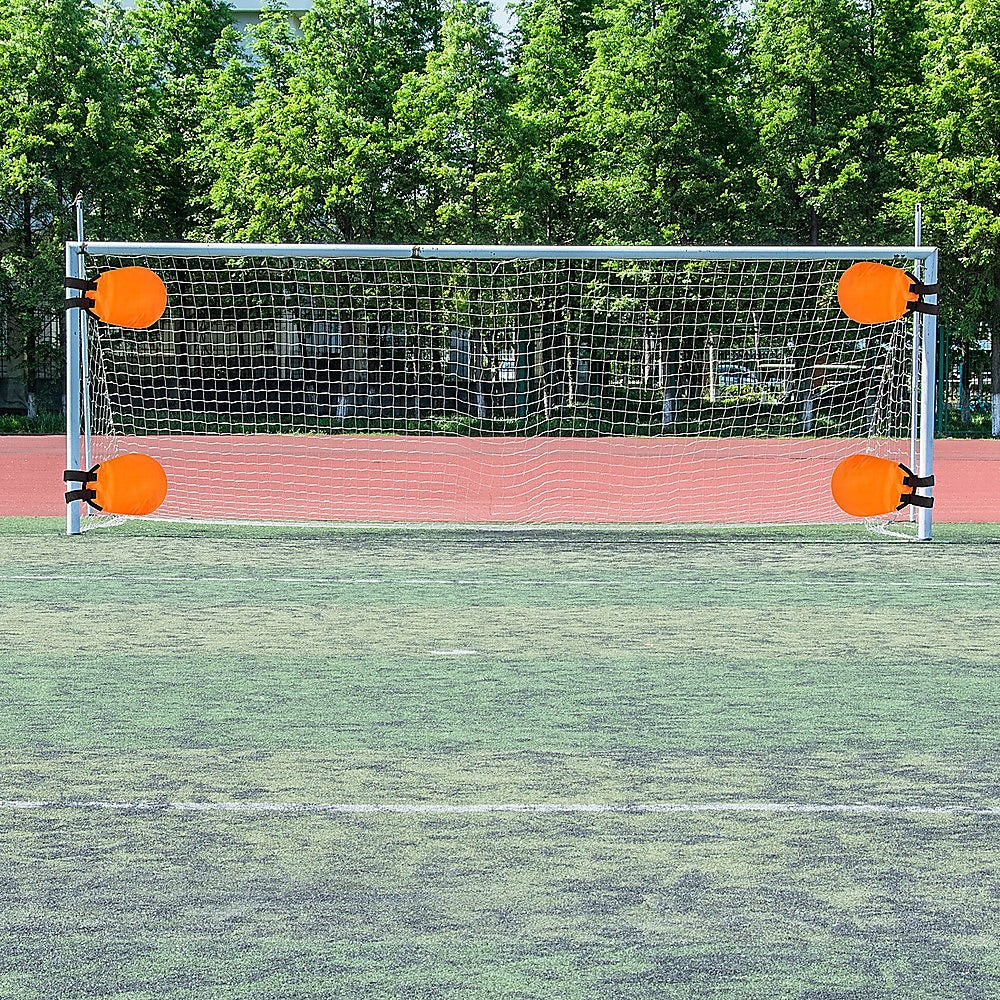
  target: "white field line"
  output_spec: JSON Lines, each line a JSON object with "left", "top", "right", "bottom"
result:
{"left": 1, "top": 800, "right": 998, "bottom": 817}
{"left": 4, "top": 576, "right": 991, "bottom": 588}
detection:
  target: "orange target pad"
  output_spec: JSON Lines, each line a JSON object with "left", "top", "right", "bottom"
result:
{"left": 64, "top": 453, "right": 168, "bottom": 516}
{"left": 90, "top": 267, "right": 167, "bottom": 329}
{"left": 837, "top": 262, "right": 920, "bottom": 325}
{"left": 831, "top": 453, "right": 934, "bottom": 518}
{"left": 68, "top": 266, "right": 168, "bottom": 329}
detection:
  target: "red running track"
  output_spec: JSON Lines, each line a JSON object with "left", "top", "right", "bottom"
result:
{"left": 1, "top": 434, "right": 997, "bottom": 522}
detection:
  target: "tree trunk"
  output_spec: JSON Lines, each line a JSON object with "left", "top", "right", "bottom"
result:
{"left": 992, "top": 325, "right": 1000, "bottom": 437}
{"left": 993, "top": 272, "right": 1000, "bottom": 437}
{"left": 960, "top": 343, "right": 971, "bottom": 427}
{"left": 338, "top": 320, "right": 365, "bottom": 419}
{"left": 808, "top": 82, "right": 819, "bottom": 245}
{"left": 23, "top": 190, "right": 37, "bottom": 407}
{"left": 707, "top": 337, "right": 717, "bottom": 403}
{"left": 801, "top": 391, "right": 815, "bottom": 432}
{"left": 660, "top": 335, "right": 677, "bottom": 430}
{"left": 808, "top": 205, "right": 819, "bottom": 246}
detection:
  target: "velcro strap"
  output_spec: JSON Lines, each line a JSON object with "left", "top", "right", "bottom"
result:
{"left": 64, "top": 297, "right": 99, "bottom": 321}
{"left": 64, "top": 466, "right": 102, "bottom": 508}
{"left": 63, "top": 469, "right": 96, "bottom": 485}
{"left": 64, "top": 296, "right": 96, "bottom": 311}
{"left": 64, "top": 488, "right": 100, "bottom": 507}
{"left": 907, "top": 300, "right": 939, "bottom": 316}
{"left": 898, "top": 493, "right": 934, "bottom": 509}
{"left": 64, "top": 464, "right": 100, "bottom": 483}
{"left": 909, "top": 280, "right": 940, "bottom": 296}
{"left": 902, "top": 473, "right": 935, "bottom": 489}
{"left": 64, "top": 276, "right": 97, "bottom": 293}
{"left": 64, "top": 278, "right": 98, "bottom": 317}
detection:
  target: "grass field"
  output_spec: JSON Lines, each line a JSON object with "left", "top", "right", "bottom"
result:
{"left": 2, "top": 518, "right": 1000, "bottom": 999}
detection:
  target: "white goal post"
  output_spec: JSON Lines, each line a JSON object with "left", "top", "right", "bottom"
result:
{"left": 65, "top": 242, "right": 938, "bottom": 536}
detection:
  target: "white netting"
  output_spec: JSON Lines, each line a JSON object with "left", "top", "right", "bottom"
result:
{"left": 75, "top": 247, "right": 924, "bottom": 526}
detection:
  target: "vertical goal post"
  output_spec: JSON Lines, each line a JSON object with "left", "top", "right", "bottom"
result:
{"left": 65, "top": 242, "right": 938, "bottom": 536}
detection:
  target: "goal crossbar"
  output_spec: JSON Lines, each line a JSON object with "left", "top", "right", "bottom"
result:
{"left": 72, "top": 242, "right": 938, "bottom": 262}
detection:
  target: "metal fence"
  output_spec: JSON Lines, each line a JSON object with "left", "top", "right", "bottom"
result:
{"left": 0, "top": 307, "right": 64, "bottom": 413}
{"left": 936, "top": 333, "right": 994, "bottom": 436}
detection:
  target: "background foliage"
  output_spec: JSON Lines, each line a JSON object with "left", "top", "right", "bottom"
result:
{"left": 1, "top": 0, "right": 997, "bottom": 430}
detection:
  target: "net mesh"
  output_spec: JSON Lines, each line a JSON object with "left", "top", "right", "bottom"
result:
{"left": 75, "top": 249, "right": 921, "bottom": 526}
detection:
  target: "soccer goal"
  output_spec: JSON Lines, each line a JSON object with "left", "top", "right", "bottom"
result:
{"left": 65, "top": 243, "right": 938, "bottom": 536}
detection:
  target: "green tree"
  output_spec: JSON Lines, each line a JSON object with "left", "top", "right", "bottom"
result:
{"left": 114, "top": 0, "right": 233, "bottom": 240}
{"left": 852, "top": 0, "right": 930, "bottom": 243}
{"left": 296, "top": 0, "right": 440, "bottom": 240}
{"left": 197, "top": 0, "right": 439, "bottom": 241}
{"left": 910, "top": 0, "right": 1000, "bottom": 435}
{"left": 746, "top": 0, "right": 869, "bottom": 243}
{"left": 579, "top": 0, "right": 752, "bottom": 244}
{"left": 0, "top": 0, "right": 129, "bottom": 413}
{"left": 502, "top": 0, "right": 594, "bottom": 242}
{"left": 195, "top": 5, "right": 309, "bottom": 240}
{"left": 392, "top": 0, "right": 512, "bottom": 241}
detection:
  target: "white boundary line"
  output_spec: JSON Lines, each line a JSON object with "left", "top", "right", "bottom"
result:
{"left": 2, "top": 800, "right": 998, "bottom": 816}
{"left": 5, "top": 576, "right": 991, "bottom": 588}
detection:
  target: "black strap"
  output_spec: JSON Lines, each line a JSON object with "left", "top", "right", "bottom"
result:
{"left": 63, "top": 465, "right": 100, "bottom": 485}
{"left": 64, "top": 488, "right": 101, "bottom": 508}
{"left": 64, "top": 277, "right": 98, "bottom": 317}
{"left": 64, "top": 466, "right": 102, "bottom": 509}
{"left": 898, "top": 493, "right": 934, "bottom": 509}
{"left": 896, "top": 463, "right": 934, "bottom": 509}
{"left": 65, "top": 276, "right": 97, "bottom": 293}
{"left": 63, "top": 295, "right": 97, "bottom": 311}
{"left": 902, "top": 273, "right": 939, "bottom": 316}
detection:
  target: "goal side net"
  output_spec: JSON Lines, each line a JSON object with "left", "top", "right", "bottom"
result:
{"left": 65, "top": 244, "right": 937, "bottom": 534}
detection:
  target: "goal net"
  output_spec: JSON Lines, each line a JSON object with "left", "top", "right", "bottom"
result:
{"left": 65, "top": 244, "right": 936, "bottom": 532}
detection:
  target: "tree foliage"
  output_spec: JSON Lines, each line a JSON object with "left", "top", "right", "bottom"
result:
{"left": 502, "top": 0, "right": 595, "bottom": 242}
{"left": 580, "top": 0, "right": 750, "bottom": 243}
{"left": 0, "top": 0, "right": 129, "bottom": 406}
{"left": 2, "top": 0, "right": 1000, "bottom": 428}
{"left": 392, "top": 0, "right": 511, "bottom": 241}
{"left": 116, "top": 0, "right": 234, "bottom": 240}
